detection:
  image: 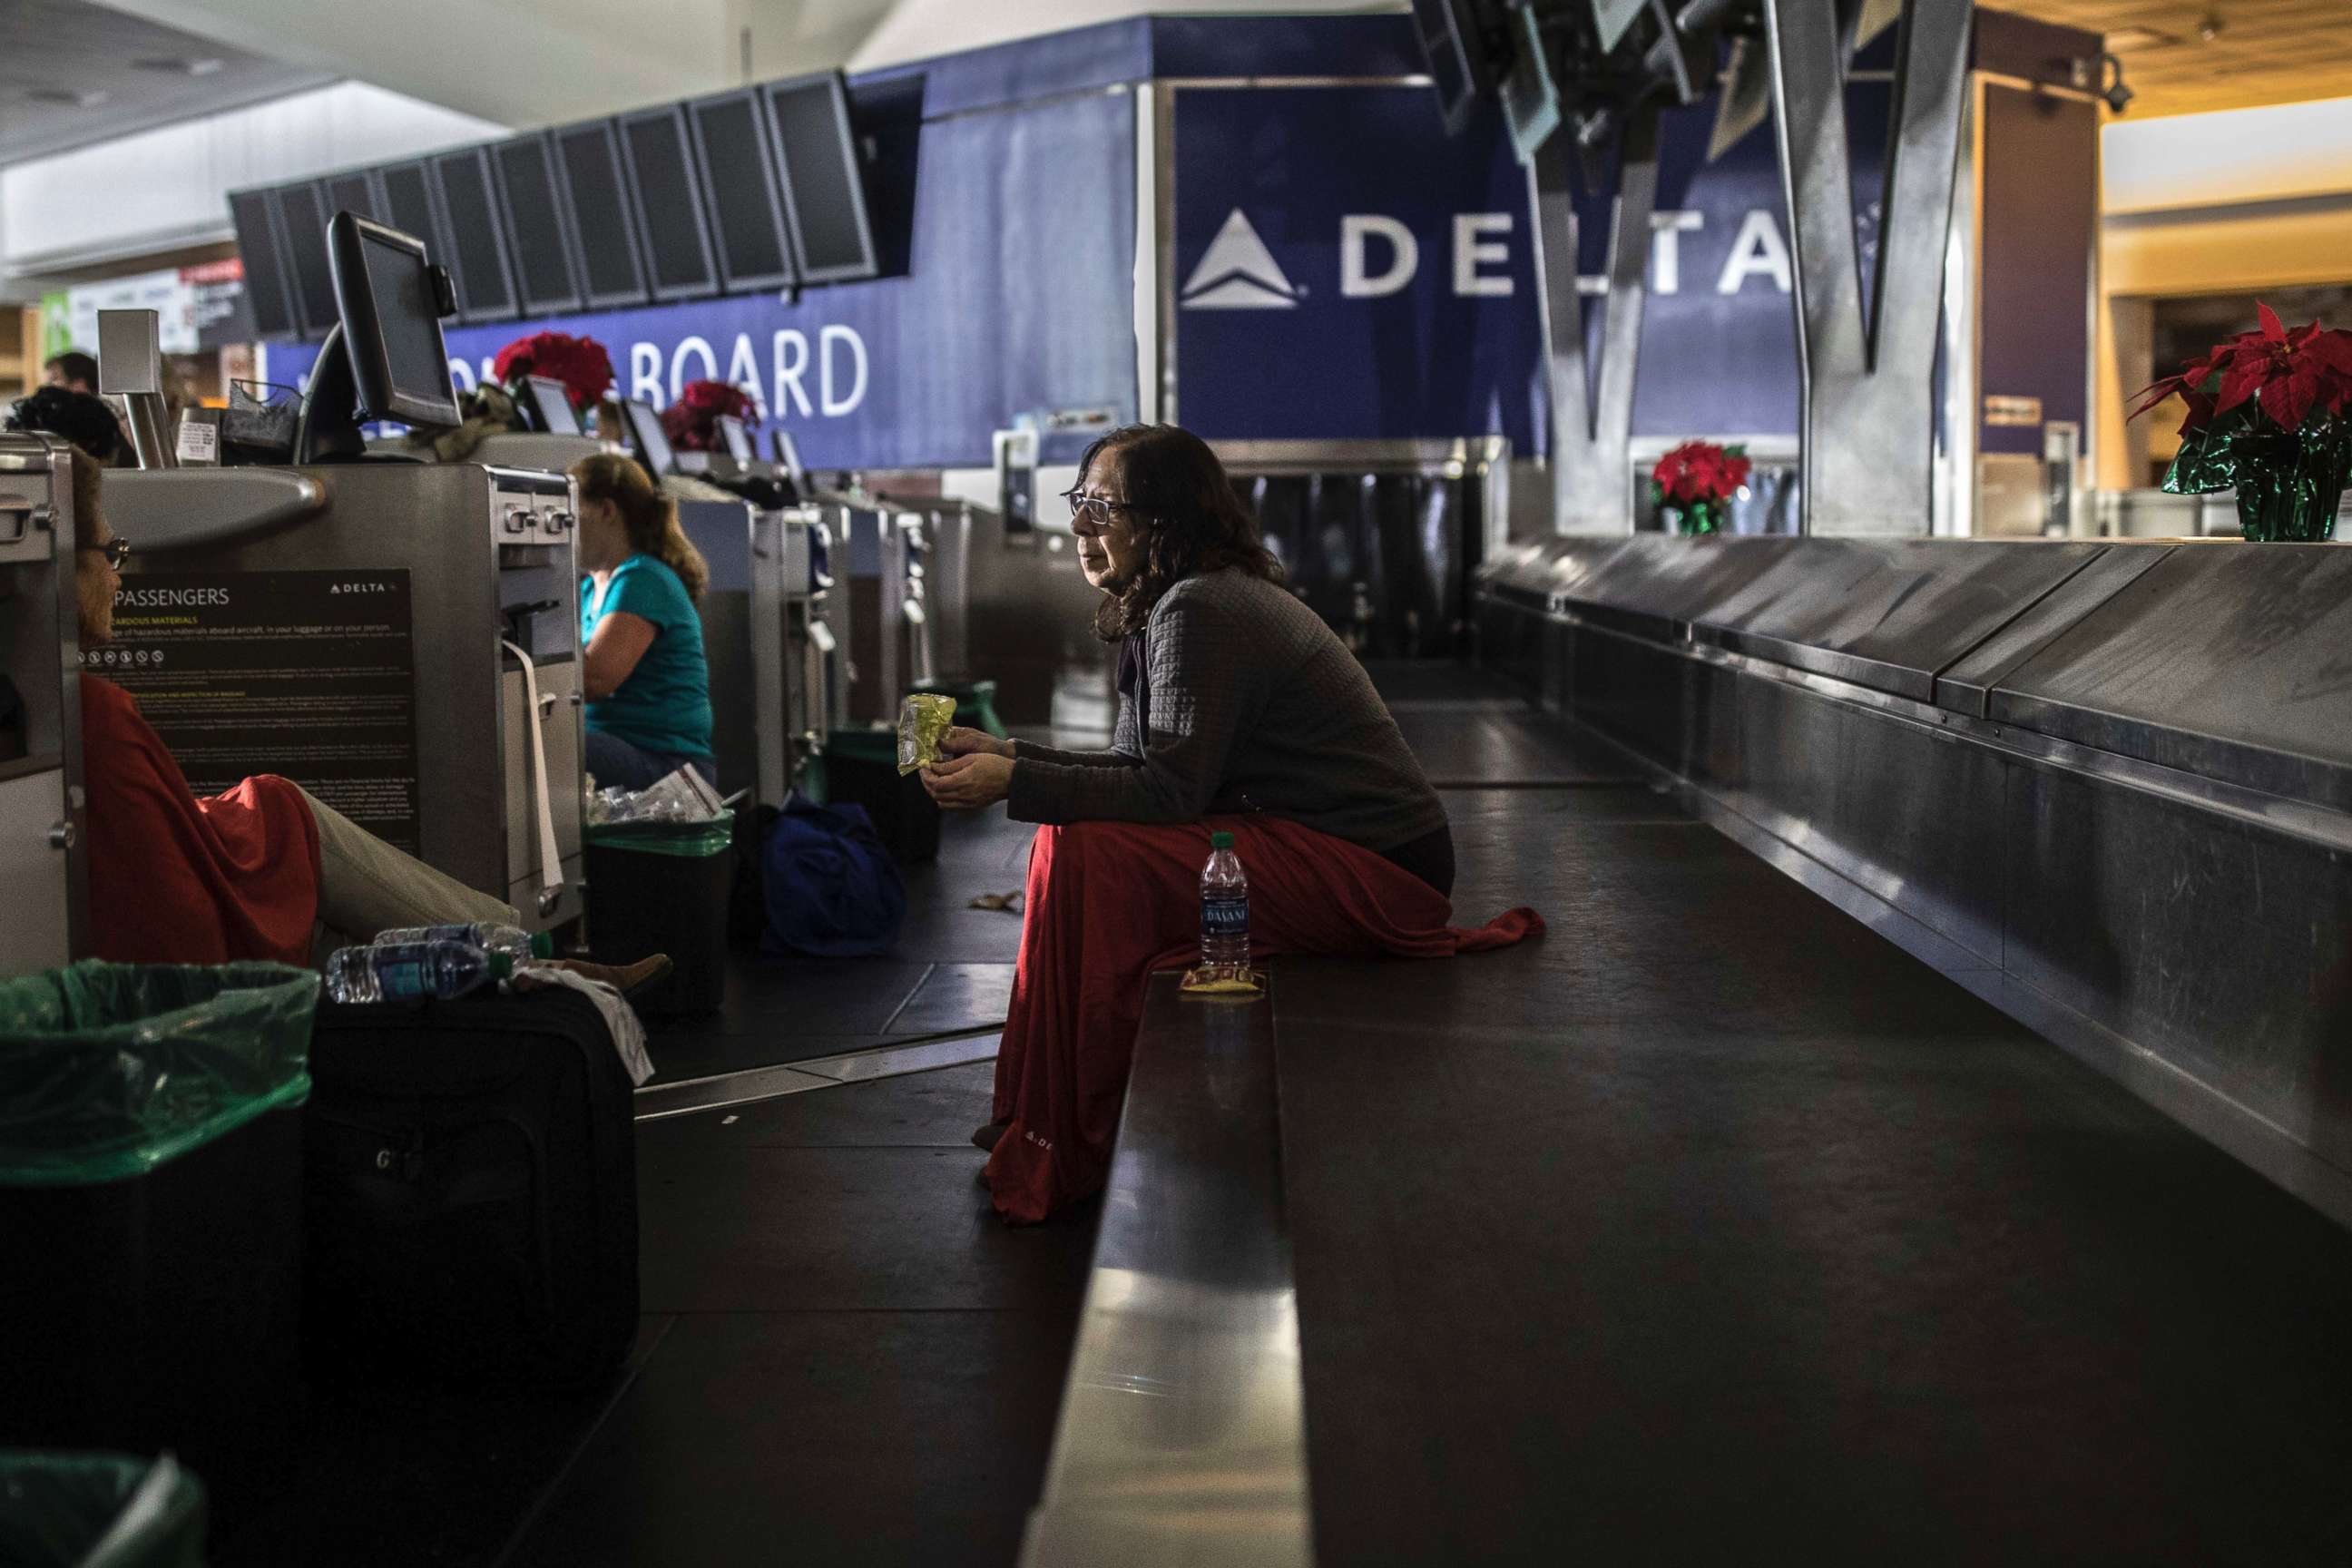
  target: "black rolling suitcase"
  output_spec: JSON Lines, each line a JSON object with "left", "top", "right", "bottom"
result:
{"left": 302, "top": 986, "right": 639, "bottom": 1391}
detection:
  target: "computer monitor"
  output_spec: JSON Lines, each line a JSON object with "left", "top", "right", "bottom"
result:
{"left": 328, "top": 212, "right": 460, "bottom": 428}
{"left": 522, "top": 376, "right": 583, "bottom": 436}
{"left": 717, "top": 414, "right": 753, "bottom": 465}
{"left": 621, "top": 398, "right": 674, "bottom": 481}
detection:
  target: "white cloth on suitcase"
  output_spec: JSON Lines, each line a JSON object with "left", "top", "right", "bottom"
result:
{"left": 509, "top": 965, "right": 654, "bottom": 1086}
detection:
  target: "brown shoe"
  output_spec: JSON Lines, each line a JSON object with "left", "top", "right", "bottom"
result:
{"left": 971, "top": 1119, "right": 1009, "bottom": 1152}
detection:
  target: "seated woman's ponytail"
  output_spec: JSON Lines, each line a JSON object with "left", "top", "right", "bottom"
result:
{"left": 571, "top": 452, "right": 710, "bottom": 603}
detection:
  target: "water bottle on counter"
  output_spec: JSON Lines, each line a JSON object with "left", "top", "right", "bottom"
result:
{"left": 324, "top": 940, "right": 514, "bottom": 1005}
{"left": 369, "top": 922, "right": 547, "bottom": 965}
{"left": 1200, "top": 831, "right": 1250, "bottom": 975}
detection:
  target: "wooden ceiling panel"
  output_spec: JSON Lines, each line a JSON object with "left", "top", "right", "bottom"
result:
{"left": 2000, "top": 0, "right": 2352, "bottom": 117}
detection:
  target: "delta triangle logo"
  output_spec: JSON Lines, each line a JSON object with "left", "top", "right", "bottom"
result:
{"left": 1180, "top": 210, "right": 1302, "bottom": 309}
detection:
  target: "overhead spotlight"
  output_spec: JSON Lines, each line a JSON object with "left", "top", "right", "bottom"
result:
{"left": 2099, "top": 50, "right": 2133, "bottom": 114}
{"left": 30, "top": 87, "right": 110, "bottom": 108}
{"left": 2198, "top": 9, "right": 2225, "bottom": 43}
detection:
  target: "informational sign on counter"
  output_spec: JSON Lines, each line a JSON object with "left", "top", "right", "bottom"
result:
{"left": 96, "top": 569, "right": 423, "bottom": 853}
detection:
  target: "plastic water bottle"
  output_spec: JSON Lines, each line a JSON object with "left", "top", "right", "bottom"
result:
{"left": 324, "top": 940, "right": 514, "bottom": 1005}
{"left": 369, "top": 922, "right": 544, "bottom": 965}
{"left": 1200, "top": 831, "right": 1250, "bottom": 975}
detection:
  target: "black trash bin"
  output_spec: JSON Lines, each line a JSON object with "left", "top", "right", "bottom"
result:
{"left": 823, "top": 727, "right": 940, "bottom": 865}
{"left": 585, "top": 814, "right": 735, "bottom": 1016}
{"left": 0, "top": 962, "right": 319, "bottom": 1538}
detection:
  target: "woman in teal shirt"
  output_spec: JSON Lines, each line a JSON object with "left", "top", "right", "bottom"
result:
{"left": 571, "top": 454, "right": 716, "bottom": 790}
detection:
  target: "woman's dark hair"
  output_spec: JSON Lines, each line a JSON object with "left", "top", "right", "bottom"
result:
{"left": 1078, "top": 424, "right": 1280, "bottom": 641}
{"left": 6, "top": 385, "right": 126, "bottom": 467}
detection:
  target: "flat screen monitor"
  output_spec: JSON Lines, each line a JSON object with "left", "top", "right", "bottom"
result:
{"left": 275, "top": 181, "right": 340, "bottom": 338}
{"left": 228, "top": 188, "right": 297, "bottom": 341}
{"left": 618, "top": 106, "right": 720, "bottom": 301}
{"left": 687, "top": 89, "right": 796, "bottom": 292}
{"left": 328, "top": 211, "right": 460, "bottom": 428}
{"left": 431, "top": 146, "right": 519, "bottom": 324}
{"left": 621, "top": 398, "right": 675, "bottom": 480}
{"left": 554, "top": 121, "right": 652, "bottom": 309}
{"left": 716, "top": 413, "right": 753, "bottom": 464}
{"left": 765, "top": 74, "right": 878, "bottom": 283}
{"left": 322, "top": 170, "right": 381, "bottom": 225}
{"left": 522, "top": 375, "right": 583, "bottom": 436}
{"left": 495, "top": 134, "right": 584, "bottom": 317}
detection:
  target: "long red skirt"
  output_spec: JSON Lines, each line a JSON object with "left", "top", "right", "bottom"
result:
{"left": 983, "top": 816, "right": 1544, "bottom": 1222}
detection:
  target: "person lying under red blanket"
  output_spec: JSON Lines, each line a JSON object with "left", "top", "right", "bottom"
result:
{"left": 921, "top": 423, "right": 1542, "bottom": 1223}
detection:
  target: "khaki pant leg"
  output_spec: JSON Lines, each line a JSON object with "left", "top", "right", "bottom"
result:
{"left": 302, "top": 787, "right": 522, "bottom": 944}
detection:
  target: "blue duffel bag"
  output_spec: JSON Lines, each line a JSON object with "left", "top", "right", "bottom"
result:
{"left": 759, "top": 794, "right": 908, "bottom": 959}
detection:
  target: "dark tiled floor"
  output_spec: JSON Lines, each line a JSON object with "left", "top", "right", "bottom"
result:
{"left": 218, "top": 1063, "right": 1091, "bottom": 1568}
{"left": 514, "top": 1062, "right": 1094, "bottom": 1568}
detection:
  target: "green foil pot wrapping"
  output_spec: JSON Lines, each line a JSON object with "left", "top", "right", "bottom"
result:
{"left": 897, "top": 692, "right": 957, "bottom": 776}
{"left": 1668, "top": 498, "right": 1723, "bottom": 536}
{"left": 2161, "top": 412, "right": 2349, "bottom": 543}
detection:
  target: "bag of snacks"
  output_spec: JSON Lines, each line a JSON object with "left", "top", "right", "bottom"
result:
{"left": 897, "top": 692, "right": 957, "bottom": 776}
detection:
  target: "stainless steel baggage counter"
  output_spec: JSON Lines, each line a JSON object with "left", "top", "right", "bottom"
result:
{"left": 1476, "top": 534, "right": 2352, "bottom": 1221}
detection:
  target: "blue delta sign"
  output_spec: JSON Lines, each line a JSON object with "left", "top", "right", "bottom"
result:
{"left": 1167, "top": 83, "right": 1882, "bottom": 449}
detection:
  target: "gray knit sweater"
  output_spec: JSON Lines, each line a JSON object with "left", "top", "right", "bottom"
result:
{"left": 1006, "top": 568, "right": 1448, "bottom": 853}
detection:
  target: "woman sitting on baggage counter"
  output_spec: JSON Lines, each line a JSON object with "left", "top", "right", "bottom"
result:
{"left": 570, "top": 454, "right": 716, "bottom": 792}
{"left": 12, "top": 422, "right": 523, "bottom": 968}
{"left": 919, "top": 424, "right": 1542, "bottom": 1224}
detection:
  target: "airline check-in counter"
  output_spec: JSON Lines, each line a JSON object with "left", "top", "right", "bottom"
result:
{"left": 0, "top": 435, "right": 87, "bottom": 973}
{"left": 612, "top": 400, "right": 839, "bottom": 808}
{"left": 97, "top": 215, "right": 589, "bottom": 935}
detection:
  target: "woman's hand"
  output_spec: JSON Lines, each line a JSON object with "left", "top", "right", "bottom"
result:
{"left": 922, "top": 753, "right": 1014, "bottom": 810}
{"left": 941, "top": 726, "right": 1014, "bottom": 760}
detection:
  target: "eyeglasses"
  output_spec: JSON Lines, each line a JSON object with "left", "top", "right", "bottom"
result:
{"left": 85, "top": 537, "right": 131, "bottom": 568}
{"left": 1063, "top": 491, "right": 1146, "bottom": 537}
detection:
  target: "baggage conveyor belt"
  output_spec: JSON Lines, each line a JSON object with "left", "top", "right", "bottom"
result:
{"left": 1028, "top": 666, "right": 2352, "bottom": 1565}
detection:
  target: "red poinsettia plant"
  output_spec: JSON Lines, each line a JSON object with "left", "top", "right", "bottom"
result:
{"left": 2127, "top": 303, "right": 2352, "bottom": 541}
{"left": 662, "top": 379, "right": 760, "bottom": 453}
{"left": 491, "top": 331, "right": 614, "bottom": 414}
{"left": 1651, "top": 441, "right": 1750, "bottom": 534}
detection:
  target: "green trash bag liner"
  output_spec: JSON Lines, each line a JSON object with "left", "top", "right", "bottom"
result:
{"left": 0, "top": 961, "right": 319, "bottom": 1187}
{"left": 0, "top": 1452, "right": 209, "bottom": 1568}
{"left": 583, "top": 816, "right": 734, "bottom": 858}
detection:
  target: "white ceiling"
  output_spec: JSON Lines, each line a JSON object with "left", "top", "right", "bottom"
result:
{"left": 0, "top": 0, "right": 330, "bottom": 164}
{"left": 82, "top": 0, "right": 1405, "bottom": 133}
